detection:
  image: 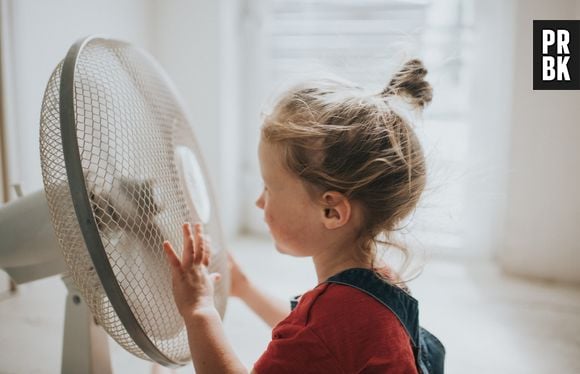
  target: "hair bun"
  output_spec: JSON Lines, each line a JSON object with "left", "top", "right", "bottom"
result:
{"left": 381, "top": 59, "right": 432, "bottom": 109}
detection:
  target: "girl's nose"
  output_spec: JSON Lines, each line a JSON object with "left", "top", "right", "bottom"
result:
{"left": 255, "top": 192, "right": 265, "bottom": 210}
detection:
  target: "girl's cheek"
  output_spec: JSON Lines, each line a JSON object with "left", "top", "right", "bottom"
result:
{"left": 264, "top": 210, "right": 273, "bottom": 227}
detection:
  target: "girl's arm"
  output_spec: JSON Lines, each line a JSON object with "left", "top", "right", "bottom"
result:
{"left": 163, "top": 223, "right": 247, "bottom": 374}
{"left": 183, "top": 308, "right": 247, "bottom": 374}
{"left": 228, "top": 253, "right": 291, "bottom": 328}
{"left": 237, "top": 280, "right": 291, "bottom": 328}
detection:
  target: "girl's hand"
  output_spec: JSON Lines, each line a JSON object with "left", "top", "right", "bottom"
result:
{"left": 227, "top": 252, "right": 250, "bottom": 299}
{"left": 163, "top": 223, "right": 221, "bottom": 317}
{"left": 227, "top": 252, "right": 290, "bottom": 327}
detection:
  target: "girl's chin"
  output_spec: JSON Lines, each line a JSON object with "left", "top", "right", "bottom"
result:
{"left": 274, "top": 241, "right": 287, "bottom": 254}
{"left": 273, "top": 241, "right": 294, "bottom": 255}
{"left": 273, "top": 241, "right": 307, "bottom": 257}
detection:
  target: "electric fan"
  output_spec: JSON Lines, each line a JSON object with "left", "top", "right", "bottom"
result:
{"left": 0, "top": 36, "right": 230, "bottom": 371}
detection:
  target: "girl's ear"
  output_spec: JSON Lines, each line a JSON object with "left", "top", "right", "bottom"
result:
{"left": 320, "top": 191, "right": 351, "bottom": 229}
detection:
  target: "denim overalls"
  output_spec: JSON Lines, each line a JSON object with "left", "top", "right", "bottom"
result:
{"left": 291, "top": 268, "right": 445, "bottom": 374}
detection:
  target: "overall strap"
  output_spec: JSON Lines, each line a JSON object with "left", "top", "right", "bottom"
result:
{"left": 325, "top": 268, "right": 420, "bottom": 348}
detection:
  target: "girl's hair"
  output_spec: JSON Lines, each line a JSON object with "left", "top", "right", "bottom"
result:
{"left": 261, "top": 59, "right": 432, "bottom": 276}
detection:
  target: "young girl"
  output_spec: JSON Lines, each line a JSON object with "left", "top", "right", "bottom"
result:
{"left": 163, "top": 59, "right": 444, "bottom": 373}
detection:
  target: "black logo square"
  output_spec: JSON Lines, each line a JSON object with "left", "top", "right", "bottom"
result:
{"left": 533, "top": 20, "right": 580, "bottom": 90}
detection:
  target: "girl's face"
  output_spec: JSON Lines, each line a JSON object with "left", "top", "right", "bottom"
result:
{"left": 255, "top": 140, "right": 324, "bottom": 257}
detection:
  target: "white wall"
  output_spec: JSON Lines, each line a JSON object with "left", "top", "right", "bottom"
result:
{"left": 4, "top": 0, "right": 579, "bottom": 283}
{"left": 148, "top": 0, "right": 242, "bottom": 239}
{"left": 460, "top": 0, "right": 516, "bottom": 259}
{"left": 0, "top": 0, "right": 241, "bottom": 239}
{"left": 1, "top": 0, "right": 153, "bottom": 197}
{"left": 498, "top": 0, "right": 580, "bottom": 283}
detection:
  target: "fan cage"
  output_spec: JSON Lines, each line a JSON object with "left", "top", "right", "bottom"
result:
{"left": 40, "top": 37, "right": 229, "bottom": 366}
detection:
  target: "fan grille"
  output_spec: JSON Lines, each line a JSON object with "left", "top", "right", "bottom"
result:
{"left": 40, "top": 38, "right": 229, "bottom": 365}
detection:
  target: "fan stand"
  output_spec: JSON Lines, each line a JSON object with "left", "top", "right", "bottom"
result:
{"left": 61, "top": 275, "right": 112, "bottom": 374}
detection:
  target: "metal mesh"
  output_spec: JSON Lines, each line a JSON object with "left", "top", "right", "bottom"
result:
{"left": 39, "top": 38, "right": 230, "bottom": 365}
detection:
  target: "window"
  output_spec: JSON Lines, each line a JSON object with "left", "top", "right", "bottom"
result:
{"left": 240, "top": 0, "right": 474, "bottom": 255}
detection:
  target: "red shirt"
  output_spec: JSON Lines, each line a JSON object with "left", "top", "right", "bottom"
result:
{"left": 253, "top": 282, "right": 418, "bottom": 374}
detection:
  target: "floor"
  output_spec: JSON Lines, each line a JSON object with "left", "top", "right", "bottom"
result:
{"left": 1, "top": 235, "right": 579, "bottom": 373}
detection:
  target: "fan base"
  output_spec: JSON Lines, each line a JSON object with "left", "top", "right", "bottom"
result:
{"left": 62, "top": 275, "right": 112, "bottom": 374}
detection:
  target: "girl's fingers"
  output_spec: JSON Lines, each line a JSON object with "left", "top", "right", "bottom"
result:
{"left": 209, "top": 272, "right": 222, "bottom": 284}
{"left": 174, "top": 222, "right": 211, "bottom": 269}
{"left": 163, "top": 241, "right": 182, "bottom": 270}
{"left": 193, "top": 224, "right": 204, "bottom": 264}
{"left": 227, "top": 252, "right": 237, "bottom": 268}
{"left": 182, "top": 223, "right": 194, "bottom": 268}
{"left": 202, "top": 240, "right": 210, "bottom": 267}
{"left": 201, "top": 231, "right": 212, "bottom": 267}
